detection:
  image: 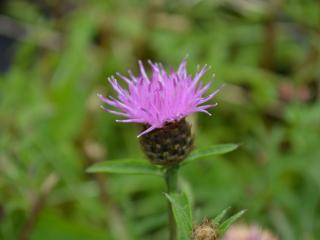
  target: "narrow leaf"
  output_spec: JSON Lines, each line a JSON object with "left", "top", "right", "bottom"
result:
{"left": 213, "top": 207, "right": 230, "bottom": 225}
{"left": 183, "top": 144, "right": 239, "bottom": 165}
{"left": 86, "top": 160, "right": 163, "bottom": 176}
{"left": 218, "top": 209, "right": 246, "bottom": 235}
{"left": 165, "top": 192, "right": 192, "bottom": 240}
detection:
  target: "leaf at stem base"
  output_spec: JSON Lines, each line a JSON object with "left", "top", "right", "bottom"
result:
{"left": 165, "top": 192, "right": 193, "bottom": 240}
{"left": 86, "top": 159, "right": 163, "bottom": 176}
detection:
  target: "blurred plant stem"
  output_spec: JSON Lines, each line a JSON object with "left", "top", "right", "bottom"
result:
{"left": 261, "top": 0, "right": 282, "bottom": 70}
{"left": 79, "top": 98, "right": 130, "bottom": 240}
{"left": 84, "top": 153, "right": 130, "bottom": 240}
{"left": 165, "top": 165, "right": 179, "bottom": 240}
{"left": 81, "top": 145, "right": 130, "bottom": 240}
{"left": 19, "top": 173, "right": 59, "bottom": 240}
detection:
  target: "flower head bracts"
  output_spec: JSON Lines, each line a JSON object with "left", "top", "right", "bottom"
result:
{"left": 98, "top": 59, "right": 222, "bottom": 137}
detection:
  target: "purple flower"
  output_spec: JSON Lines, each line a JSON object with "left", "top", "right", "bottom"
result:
{"left": 98, "top": 58, "right": 222, "bottom": 137}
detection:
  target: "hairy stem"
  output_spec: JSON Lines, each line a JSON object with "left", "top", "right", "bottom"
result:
{"left": 165, "top": 165, "right": 179, "bottom": 240}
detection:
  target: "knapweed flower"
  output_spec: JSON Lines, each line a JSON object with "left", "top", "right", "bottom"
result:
{"left": 192, "top": 219, "right": 218, "bottom": 240}
{"left": 224, "top": 225, "right": 278, "bottom": 240}
{"left": 98, "top": 59, "right": 221, "bottom": 165}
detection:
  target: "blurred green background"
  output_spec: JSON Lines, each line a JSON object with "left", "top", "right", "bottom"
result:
{"left": 0, "top": 0, "right": 319, "bottom": 239}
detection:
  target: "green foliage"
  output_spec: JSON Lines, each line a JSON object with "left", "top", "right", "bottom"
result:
{"left": 216, "top": 209, "right": 246, "bottom": 236}
{"left": 165, "top": 193, "right": 192, "bottom": 240}
{"left": 213, "top": 207, "right": 231, "bottom": 225}
{"left": 87, "top": 143, "right": 238, "bottom": 176}
{"left": 31, "top": 211, "right": 111, "bottom": 240}
{"left": 183, "top": 144, "right": 239, "bottom": 165}
{"left": 87, "top": 160, "right": 163, "bottom": 176}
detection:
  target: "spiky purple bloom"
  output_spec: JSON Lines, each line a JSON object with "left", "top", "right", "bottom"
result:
{"left": 98, "top": 59, "right": 221, "bottom": 137}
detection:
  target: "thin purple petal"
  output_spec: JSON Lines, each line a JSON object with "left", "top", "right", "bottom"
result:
{"left": 98, "top": 59, "right": 222, "bottom": 136}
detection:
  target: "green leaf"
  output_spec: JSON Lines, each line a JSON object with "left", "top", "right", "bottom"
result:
{"left": 165, "top": 192, "right": 193, "bottom": 240}
{"left": 213, "top": 207, "right": 231, "bottom": 225}
{"left": 218, "top": 209, "right": 246, "bottom": 235}
{"left": 86, "top": 160, "right": 163, "bottom": 176}
{"left": 183, "top": 144, "right": 239, "bottom": 165}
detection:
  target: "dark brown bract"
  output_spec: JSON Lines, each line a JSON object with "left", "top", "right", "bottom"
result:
{"left": 139, "top": 118, "right": 193, "bottom": 166}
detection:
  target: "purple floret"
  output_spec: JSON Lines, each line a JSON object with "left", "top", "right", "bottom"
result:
{"left": 98, "top": 58, "right": 222, "bottom": 137}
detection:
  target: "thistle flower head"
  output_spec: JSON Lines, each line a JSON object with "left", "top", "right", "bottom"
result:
{"left": 98, "top": 58, "right": 221, "bottom": 138}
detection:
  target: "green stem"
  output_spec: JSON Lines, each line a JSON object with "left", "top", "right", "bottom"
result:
{"left": 165, "top": 165, "right": 179, "bottom": 240}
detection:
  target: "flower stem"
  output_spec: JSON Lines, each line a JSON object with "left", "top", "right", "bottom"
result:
{"left": 165, "top": 165, "right": 179, "bottom": 240}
